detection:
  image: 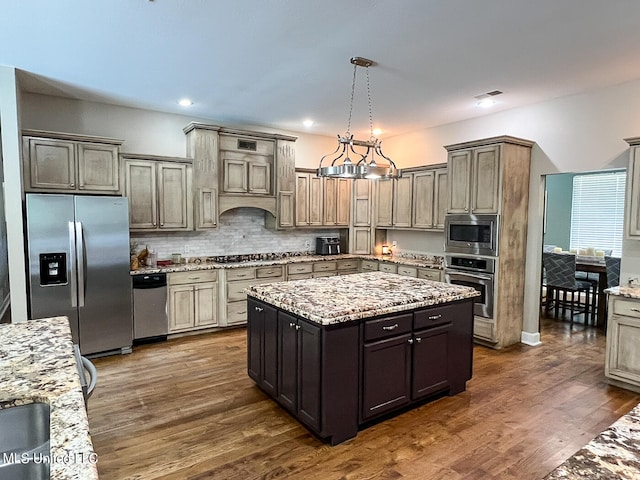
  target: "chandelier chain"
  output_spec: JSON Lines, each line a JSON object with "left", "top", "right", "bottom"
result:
{"left": 346, "top": 62, "right": 358, "bottom": 136}
{"left": 366, "top": 65, "right": 375, "bottom": 141}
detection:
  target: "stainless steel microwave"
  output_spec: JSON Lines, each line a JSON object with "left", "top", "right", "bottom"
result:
{"left": 444, "top": 214, "right": 499, "bottom": 256}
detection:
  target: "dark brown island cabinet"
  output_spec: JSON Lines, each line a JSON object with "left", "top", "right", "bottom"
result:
{"left": 247, "top": 296, "right": 475, "bottom": 445}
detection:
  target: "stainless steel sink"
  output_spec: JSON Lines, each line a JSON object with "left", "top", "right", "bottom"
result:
{"left": 0, "top": 402, "right": 50, "bottom": 480}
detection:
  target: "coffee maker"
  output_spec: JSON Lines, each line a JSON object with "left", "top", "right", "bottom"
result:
{"left": 316, "top": 236, "right": 340, "bottom": 255}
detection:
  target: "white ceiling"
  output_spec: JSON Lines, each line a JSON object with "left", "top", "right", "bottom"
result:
{"left": 3, "top": 0, "right": 640, "bottom": 139}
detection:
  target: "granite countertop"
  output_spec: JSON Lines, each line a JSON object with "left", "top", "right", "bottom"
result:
{"left": 130, "top": 253, "right": 444, "bottom": 276}
{"left": 605, "top": 285, "right": 640, "bottom": 300}
{"left": 0, "top": 317, "right": 98, "bottom": 480}
{"left": 545, "top": 403, "right": 640, "bottom": 479}
{"left": 245, "top": 271, "right": 479, "bottom": 325}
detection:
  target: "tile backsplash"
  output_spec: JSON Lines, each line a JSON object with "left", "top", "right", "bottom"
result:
{"left": 131, "top": 208, "right": 340, "bottom": 259}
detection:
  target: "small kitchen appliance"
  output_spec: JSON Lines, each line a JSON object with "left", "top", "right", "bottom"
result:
{"left": 316, "top": 236, "right": 340, "bottom": 255}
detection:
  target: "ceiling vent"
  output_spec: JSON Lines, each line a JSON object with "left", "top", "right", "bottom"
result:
{"left": 474, "top": 90, "right": 503, "bottom": 100}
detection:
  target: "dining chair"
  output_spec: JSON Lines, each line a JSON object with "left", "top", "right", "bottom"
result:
{"left": 542, "top": 252, "right": 593, "bottom": 326}
{"left": 605, "top": 256, "right": 621, "bottom": 288}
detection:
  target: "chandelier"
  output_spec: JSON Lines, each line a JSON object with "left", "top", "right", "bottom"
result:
{"left": 317, "top": 57, "right": 401, "bottom": 180}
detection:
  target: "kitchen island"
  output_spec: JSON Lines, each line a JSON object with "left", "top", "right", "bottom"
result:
{"left": 245, "top": 271, "right": 479, "bottom": 445}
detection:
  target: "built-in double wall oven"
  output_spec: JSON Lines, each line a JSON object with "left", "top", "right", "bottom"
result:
{"left": 444, "top": 255, "right": 495, "bottom": 319}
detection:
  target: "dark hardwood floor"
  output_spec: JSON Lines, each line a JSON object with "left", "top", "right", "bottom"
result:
{"left": 88, "top": 316, "right": 640, "bottom": 480}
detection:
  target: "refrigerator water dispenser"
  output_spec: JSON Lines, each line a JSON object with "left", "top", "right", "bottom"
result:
{"left": 39, "top": 253, "right": 67, "bottom": 285}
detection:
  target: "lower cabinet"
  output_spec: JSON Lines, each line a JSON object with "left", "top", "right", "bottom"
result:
{"left": 277, "top": 311, "right": 322, "bottom": 430}
{"left": 168, "top": 270, "right": 218, "bottom": 333}
{"left": 605, "top": 296, "right": 640, "bottom": 391}
{"left": 247, "top": 299, "right": 278, "bottom": 397}
{"left": 247, "top": 296, "right": 474, "bottom": 445}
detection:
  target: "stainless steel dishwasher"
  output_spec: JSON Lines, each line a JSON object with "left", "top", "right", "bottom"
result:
{"left": 132, "top": 273, "right": 168, "bottom": 342}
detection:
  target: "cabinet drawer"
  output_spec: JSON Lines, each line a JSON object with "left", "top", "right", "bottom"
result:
{"left": 474, "top": 317, "right": 495, "bottom": 341}
{"left": 418, "top": 268, "right": 441, "bottom": 281}
{"left": 313, "top": 271, "right": 337, "bottom": 278}
{"left": 169, "top": 270, "right": 218, "bottom": 285}
{"left": 364, "top": 314, "right": 413, "bottom": 342}
{"left": 612, "top": 298, "right": 640, "bottom": 318}
{"left": 227, "top": 300, "right": 248, "bottom": 325}
{"left": 227, "top": 267, "right": 256, "bottom": 282}
{"left": 414, "top": 304, "right": 458, "bottom": 329}
{"left": 313, "top": 262, "right": 337, "bottom": 272}
{"left": 397, "top": 266, "right": 417, "bottom": 277}
{"left": 288, "top": 272, "right": 314, "bottom": 281}
{"left": 361, "top": 260, "right": 379, "bottom": 272}
{"left": 337, "top": 259, "right": 359, "bottom": 271}
{"left": 287, "top": 263, "right": 313, "bottom": 275}
{"left": 256, "top": 265, "right": 284, "bottom": 279}
{"left": 227, "top": 281, "right": 251, "bottom": 302}
{"left": 378, "top": 263, "right": 398, "bottom": 274}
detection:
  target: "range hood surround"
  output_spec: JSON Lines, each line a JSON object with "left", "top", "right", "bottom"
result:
{"left": 218, "top": 194, "right": 277, "bottom": 217}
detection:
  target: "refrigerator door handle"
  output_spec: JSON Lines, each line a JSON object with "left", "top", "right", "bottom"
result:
{"left": 68, "top": 221, "right": 78, "bottom": 308}
{"left": 76, "top": 221, "right": 86, "bottom": 307}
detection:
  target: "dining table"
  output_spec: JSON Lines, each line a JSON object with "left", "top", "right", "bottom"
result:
{"left": 575, "top": 258, "right": 607, "bottom": 327}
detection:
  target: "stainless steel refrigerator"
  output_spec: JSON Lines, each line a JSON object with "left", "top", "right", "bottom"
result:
{"left": 26, "top": 194, "right": 133, "bottom": 355}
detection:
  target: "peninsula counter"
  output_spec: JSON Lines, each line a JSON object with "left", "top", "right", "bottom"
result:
{"left": 245, "top": 271, "right": 479, "bottom": 444}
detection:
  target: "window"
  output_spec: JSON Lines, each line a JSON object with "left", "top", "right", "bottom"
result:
{"left": 570, "top": 170, "right": 626, "bottom": 257}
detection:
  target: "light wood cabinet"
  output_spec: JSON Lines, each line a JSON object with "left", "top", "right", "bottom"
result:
{"left": 626, "top": 138, "right": 640, "bottom": 237}
{"left": 445, "top": 136, "right": 534, "bottom": 349}
{"left": 168, "top": 270, "right": 218, "bottom": 333}
{"left": 219, "top": 134, "right": 274, "bottom": 196}
{"left": 295, "top": 170, "right": 349, "bottom": 227}
{"left": 224, "top": 265, "right": 285, "bottom": 326}
{"left": 605, "top": 296, "right": 640, "bottom": 391}
{"left": 22, "top": 130, "right": 122, "bottom": 194}
{"left": 392, "top": 176, "right": 413, "bottom": 228}
{"left": 447, "top": 145, "right": 500, "bottom": 214}
{"left": 375, "top": 165, "right": 447, "bottom": 231}
{"left": 124, "top": 155, "right": 193, "bottom": 232}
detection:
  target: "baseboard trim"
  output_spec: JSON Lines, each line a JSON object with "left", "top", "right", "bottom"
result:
{"left": 521, "top": 331, "right": 542, "bottom": 346}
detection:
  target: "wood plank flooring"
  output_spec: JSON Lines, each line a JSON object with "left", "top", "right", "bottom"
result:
{"left": 87, "top": 318, "right": 640, "bottom": 480}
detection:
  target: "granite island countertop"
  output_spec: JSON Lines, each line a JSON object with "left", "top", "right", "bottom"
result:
{"left": 130, "top": 253, "right": 444, "bottom": 276}
{"left": 545, "top": 402, "right": 640, "bottom": 479}
{"left": 245, "top": 271, "right": 479, "bottom": 325}
{"left": 0, "top": 317, "right": 98, "bottom": 480}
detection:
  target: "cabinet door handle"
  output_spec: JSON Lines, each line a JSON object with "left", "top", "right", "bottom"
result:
{"left": 631, "top": 308, "right": 640, "bottom": 312}
{"left": 152, "top": 223, "right": 157, "bottom": 227}
{"left": 415, "top": 337, "right": 422, "bottom": 343}
{"left": 295, "top": 325, "right": 300, "bottom": 330}
{"left": 70, "top": 183, "right": 75, "bottom": 187}
{"left": 408, "top": 338, "right": 414, "bottom": 344}
{"left": 160, "top": 223, "right": 164, "bottom": 226}
{"left": 254, "top": 306, "right": 263, "bottom": 312}
{"left": 382, "top": 323, "right": 399, "bottom": 331}
{"left": 189, "top": 276, "right": 201, "bottom": 280}
{"left": 289, "top": 322, "right": 296, "bottom": 328}
{"left": 428, "top": 314, "right": 442, "bottom": 320}
{"left": 236, "top": 273, "right": 248, "bottom": 277}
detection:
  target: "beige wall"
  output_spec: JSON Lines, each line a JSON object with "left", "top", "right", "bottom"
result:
{"left": 383, "top": 78, "right": 640, "bottom": 342}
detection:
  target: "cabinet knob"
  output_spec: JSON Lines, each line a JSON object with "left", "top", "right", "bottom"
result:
{"left": 295, "top": 325, "right": 300, "bottom": 330}
{"left": 160, "top": 223, "right": 164, "bottom": 226}
{"left": 415, "top": 337, "right": 422, "bottom": 343}
{"left": 408, "top": 338, "right": 414, "bottom": 344}
{"left": 80, "top": 184, "right": 84, "bottom": 188}
{"left": 70, "top": 183, "right": 75, "bottom": 187}
{"left": 632, "top": 308, "right": 640, "bottom": 312}
{"left": 255, "top": 306, "right": 263, "bottom": 312}
{"left": 152, "top": 223, "right": 156, "bottom": 227}
{"left": 289, "top": 322, "right": 296, "bottom": 328}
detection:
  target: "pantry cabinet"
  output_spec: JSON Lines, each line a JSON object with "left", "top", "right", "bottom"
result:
{"left": 22, "top": 130, "right": 122, "bottom": 194}
{"left": 168, "top": 270, "right": 218, "bottom": 333}
{"left": 124, "top": 154, "right": 193, "bottom": 232}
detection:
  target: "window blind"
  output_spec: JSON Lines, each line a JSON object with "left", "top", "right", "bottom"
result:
{"left": 570, "top": 170, "right": 626, "bottom": 257}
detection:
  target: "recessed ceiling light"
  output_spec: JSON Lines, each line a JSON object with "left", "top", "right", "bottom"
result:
{"left": 178, "top": 98, "right": 193, "bottom": 107}
{"left": 303, "top": 119, "right": 314, "bottom": 128}
{"left": 476, "top": 98, "right": 497, "bottom": 108}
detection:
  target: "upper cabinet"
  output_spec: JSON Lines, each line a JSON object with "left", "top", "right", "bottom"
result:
{"left": 184, "top": 123, "right": 297, "bottom": 230}
{"left": 374, "top": 164, "right": 447, "bottom": 231}
{"left": 124, "top": 154, "right": 193, "bottom": 232}
{"left": 22, "top": 130, "right": 122, "bottom": 195}
{"left": 626, "top": 137, "right": 640, "bottom": 237}
{"left": 294, "top": 170, "right": 350, "bottom": 228}
{"left": 447, "top": 145, "right": 500, "bottom": 214}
